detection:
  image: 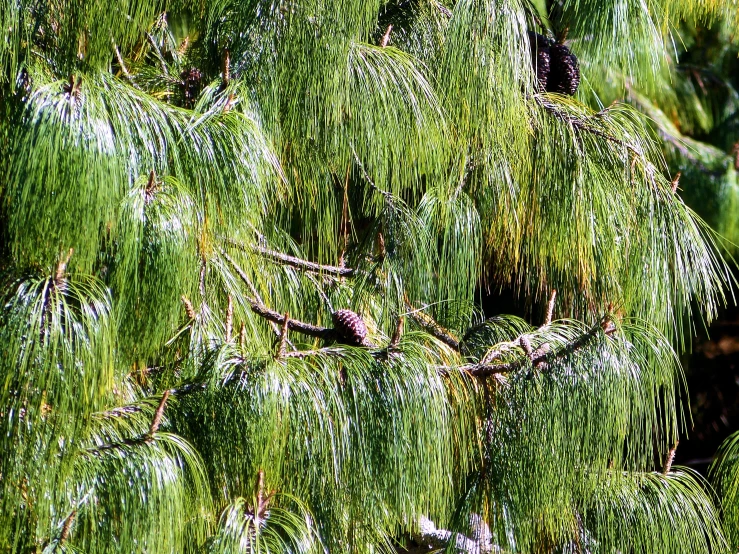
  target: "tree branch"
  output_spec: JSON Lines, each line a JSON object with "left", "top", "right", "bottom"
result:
{"left": 411, "top": 515, "right": 493, "bottom": 554}
{"left": 404, "top": 299, "right": 460, "bottom": 351}
{"left": 390, "top": 316, "right": 405, "bottom": 349}
{"left": 222, "top": 250, "right": 336, "bottom": 339}
{"left": 223, "top": 238, "right": 356, "bottom": 277}
{"left": 537, "top": 97, "right": 640, "bottom": 155}
{"left": 59, "top": 510, "right": 76, "bottom": 544}
{"left": 148, "top": 390, "right": 169, "bottom": 437}
{"left": 247, "top": 296, "right": 335, "bottom": 339}
{"left": 458, "top": 318, "right": 616, "bottom": 377}
{"left": 277, "top": 312, "right": 290, "bottom": 359}
{"left": 225, "top": 295, "right": 233, "bottom": 342}
{"left": 544, "top": 289, "right": 557, "bottom": 325}
{"left": 663, "top": 441, "right": 678, "bottom": 474}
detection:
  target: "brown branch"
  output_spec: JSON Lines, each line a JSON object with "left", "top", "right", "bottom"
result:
{"left": 544, "top": 289, "right": 557, "bottom": 325}
{"left": 663, "top": 441, "right": 679, "bottom": 475}
{"left": 239, "top": 322, "right": 246, "bottom": 349}
{"left": 225, "top": 295, "right": 233, "bottom": 342}
{"left": 222, "top": 48, "right": 230, "bottom": 86}
{"left": 59, "top": 510, "right": 76, "bottom": 543}
{"left": 148, "top": 390, "right": 170, "bottom": 437}
{"left": 248, "top": 298, "right": 334, "bottom": 339}
{"left": 670, "top": 172, "right": 681, "bottom": 194}
{"left": 224, "top": 239, "right": 355, "bottom": 277}
{"left": 223, "top": 250, "right": 336, "bottom": 339}
{"left": 459, "top": 318, "right": 616, "bottom": 378}
{"left": 223, "top": 93, "right": 236, "bottom": 113}
{"left": 252, "top": 469, "right": 275, "bottom": 521}
{"left": 55, "top": 248, "right": 74, "bottom": 284}
{"left": 277, "top": 312, "right": 290, "bottom": 359}
{"left": 390, "top": 316, "right": 405, "bottom": 349}
{"left": 144, "top": 170, "right": 157, "bottom": 203}
{"left": 177, "top": 36, "right": 190, "bottom": 56}
{"left": 537, "top": 97, "right": 639, "bottom": 155}
{"left": 405, "top": 300, "right": 460, "bottom": 351}
{"left": 380, "top": 24, "right": 393, "bottom": 47}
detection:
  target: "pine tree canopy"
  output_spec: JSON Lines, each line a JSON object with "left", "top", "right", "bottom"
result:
{"left": 2, "top": 1, "right": 739, "bottom": 552}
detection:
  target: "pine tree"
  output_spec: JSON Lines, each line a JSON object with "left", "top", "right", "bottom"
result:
{"left": 1, "top": 1, "right": 739, "bottom": 552}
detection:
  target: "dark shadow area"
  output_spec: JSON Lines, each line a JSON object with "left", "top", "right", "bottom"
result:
{"left": 676, "top": 302, "right": 739, "bottom": 474}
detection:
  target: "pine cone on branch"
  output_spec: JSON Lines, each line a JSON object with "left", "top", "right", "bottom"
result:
{"left": 332, "top": 309, "right": 370, "bottom": 347}
{"left": 180, "top": 68, "right": 203, "bottom": 109}
{"left": 528, "top": 32, "right": 552, "bottom": 91}
{"left": 546, "top": 43, "right": 580, "bottom": 96}
{"left": 528, "top": 32, "right": 580, "bottom": 96}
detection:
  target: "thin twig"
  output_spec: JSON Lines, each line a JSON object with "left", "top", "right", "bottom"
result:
{"left": 59, "top": 510, "right": 76, "bottom": 543}
{"left": 339, "top": 163, "right": 350, "bottom": 270}
{"left": 219, "top": 249, "right": 282, "bottom": 337}
{"left": 663, "top": 441, "right": 679, "bottom": 475}
{"left": 199, "top": 258, "right": 207, "bottom": 299}
{"left": 544, "top": 289, "right": 557, "bottom": 325}
{"left": 390, "top": 316, "right": 405, "bottom": 349}
{"left": 459, "top": 318, "right": 616, "bottom": 377}
{"left": 351, "top": 144, "right": 392, "bottom": 199}
{"left": 670, "top": 172, "right": 681, "bottom": 194}
{"left": 148, "top": 390, "right": 170, "bottom": 437}
{"left": 145, "top": 32, "right": 168, "bottom": 76}
{"left": 225, "top": 295, "right": 233, "bottom": 342}
{"left": 55, "top": 248, "right": 74, "bottom": 284}
{"left": 223, "top": 251, "right": 335, "bottom": 339}
{"left": 537, "top": 97, "right": 639, "bottom": 155}
{"left": 224, "top": 239, "right": 355, "bottom": 277}
{"left": 256, "top": 469, "right": 265, "bottom": 512}
{"left": 112, "top": 41, "right": 132, "bottom": 81}
{"left": 404, "top": 298, "right": 460, "bottom": 351}
{"left": 380, "top": 24, "right": 393, "bottom": 47}
{"left": 277, "top": 312, "right": 290, "bottom": 359}
{"left": 282, "top": 348, "right": 344, "bottom": 359}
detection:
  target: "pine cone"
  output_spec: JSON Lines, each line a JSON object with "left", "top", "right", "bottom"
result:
{"left": 546, "top": 44, "right": 580, "bottom": 96}
{"left": 332, "top": 309, "right": 369, "bottom": 346}
{"left": 528, "top": 32, "right": 552, "bottom": 91}
{"left": 180, "top": 68, "right": 203, "bottom": 109}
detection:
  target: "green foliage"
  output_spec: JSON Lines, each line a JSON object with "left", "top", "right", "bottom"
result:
{"left": 711, "top": 431, "right": 739, "bottom": 548}
{"left": 1, "top": 1, "right": 738, "bottom": 553}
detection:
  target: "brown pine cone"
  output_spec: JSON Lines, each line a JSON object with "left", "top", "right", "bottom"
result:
{"left": 528, "top": 32, "right": 552, "bottom": 91}
{"left": 180, "top": 68, "right": 203, "bottom": 109}
{"left": 546, "top": 44, "right": 580, "bottom": 96}
{"left": 332, "top": 309, "right": 370, "bottom": 346}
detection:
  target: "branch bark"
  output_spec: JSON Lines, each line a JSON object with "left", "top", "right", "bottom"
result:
{"left": 224, "top": 238, "right": 355, "bottom": 277}
{"left": 404, "top": 300, "right": 460, "bottom": 351}
{"left": 221, "top": 250, "right": 336, "bottom": 339}
{"left": 459, "top": 318, "right": 615, "bottom": 377}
